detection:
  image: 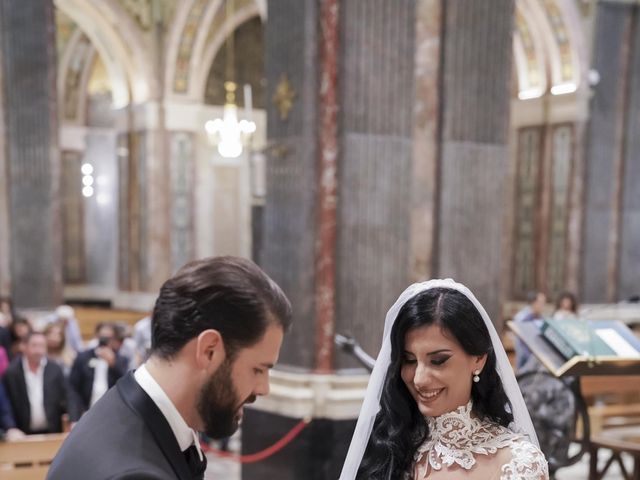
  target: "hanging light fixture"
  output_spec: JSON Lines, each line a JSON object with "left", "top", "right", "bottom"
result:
{"left": 205, "top": 0, "right": 256, "bottom": 159}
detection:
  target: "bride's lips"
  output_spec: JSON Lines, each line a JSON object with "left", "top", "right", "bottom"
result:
{"left": 417, "top": 388, "right": 444, "bottom": 403}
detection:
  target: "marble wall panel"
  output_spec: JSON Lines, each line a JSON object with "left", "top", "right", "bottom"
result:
{"left": 61, "top": 151, "right": 85, "bottom": 283}
{"left": 441, "top": 0, "right": 513, "bottom": 145}
{"left": 83, "top": 131, "right": 118, "bottom": 288}
{"left": 513, "top": 127, "right": 542, "bottom": 299}
{"left": 336, "top": 135, "right": 412, "bottom": 363}
{"left": 117, "top": 133, "right": 131, "bottom": 290}
{"left": 170, "top": 132, "right": 194, "bottom": 273}
{"left": 547, "top": 125, "right": 573, "bottom": 298}
{"left": 438, "top": 143, "right": 509, "bottom": 322}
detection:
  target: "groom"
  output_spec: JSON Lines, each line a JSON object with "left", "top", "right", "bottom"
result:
{"left": 48, "top": 256, "right": 292, "bottom": 480}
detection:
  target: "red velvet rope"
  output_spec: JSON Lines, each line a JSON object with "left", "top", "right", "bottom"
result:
{"left": 200, "top": 418, "right": 311, "bottom": 464}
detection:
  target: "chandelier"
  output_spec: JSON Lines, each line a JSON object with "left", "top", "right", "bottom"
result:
{"left": 205, "top": 0, "right": 255, "bottom": 159}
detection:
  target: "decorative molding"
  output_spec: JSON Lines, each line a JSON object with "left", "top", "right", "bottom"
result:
{"left": 118, "top": 0, "right": 153, "bottom": 30}
{"left": 173, "top": 0, "right": 209, "bottom": 93}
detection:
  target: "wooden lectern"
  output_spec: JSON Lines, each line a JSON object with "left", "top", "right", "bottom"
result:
{"left": 507, "top": 320, "right": 640, "bottom": 479}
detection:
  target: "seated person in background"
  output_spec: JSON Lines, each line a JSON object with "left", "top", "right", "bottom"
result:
{"left": 552, "top": 291, "right": 579, "bottom": 321}
{"left": 43, "top": 305, "right": 84, "bottom": 354}
{"left": 0, "top": 297, "right": 16, "bottom": 328}
{"left": 514, "top": 291, "right": 547, "bottom": 372}
{"left": 0, "top": 344, "right": 8, "bottom": 377}
{"left": 69, "top": 322, "right": 128, "bottom": 421}
{"left": 114, "top": 322, "right": 136, "bottom": 368}
{"left": 44, "top": 321, "right": 76, "bottom": 377}
{"left": 8, "top": 317, "right": 33, "bottom": 358}
{"left": 2, "top": 332, "right": 67, "bottom": 434}
{"left": 0, "top": 381, "right": 25, "bottom": 440}
{"left": 0, "top": 297, "right": 15, "bottom": 360}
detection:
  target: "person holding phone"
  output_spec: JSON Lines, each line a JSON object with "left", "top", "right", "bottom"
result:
{"left": 68, "top": 322, "right": 128, "bottom": 421}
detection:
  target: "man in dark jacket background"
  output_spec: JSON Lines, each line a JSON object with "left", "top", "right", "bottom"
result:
{"left": 3, "top": 331, "right": 67, "bottom": 433}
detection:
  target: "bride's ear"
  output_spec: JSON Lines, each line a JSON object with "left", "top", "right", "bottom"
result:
{"left": 473, "top": 353, "right": 488, "bottom": 373}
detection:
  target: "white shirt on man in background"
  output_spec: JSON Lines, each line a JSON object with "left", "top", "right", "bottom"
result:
{"left": 22, "top": 356, "right": 48, "bottom": 431}
{"left": 89, "top": 357, "right": 109, "bottom": 407}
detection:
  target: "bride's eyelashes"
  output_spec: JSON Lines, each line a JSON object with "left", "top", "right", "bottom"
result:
{"left": 402, "top": 356, "right": 416, "bottom": 364}
{"left": 430, "top": 355, "right": 450, "bottom": 366}
{"left": 400, "top": 355, "right": 450, "bottom": 366}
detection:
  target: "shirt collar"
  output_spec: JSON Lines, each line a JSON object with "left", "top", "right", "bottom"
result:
{"left": 134, "top": 364, "right": 203, "bottom": 460}
{"left": 22, "top": 356, "right": 47, "bottom": 375}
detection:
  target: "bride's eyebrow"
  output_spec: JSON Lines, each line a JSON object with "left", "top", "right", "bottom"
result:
{"left": 426, "top": 349, "right": 452, "bottom": 355}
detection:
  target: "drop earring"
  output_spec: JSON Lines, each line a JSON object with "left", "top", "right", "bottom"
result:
{"left": 473, "top": 370, "right": 480, "bottom": 383}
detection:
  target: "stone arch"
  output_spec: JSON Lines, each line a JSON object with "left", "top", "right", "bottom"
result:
{"left": 194, "top": 4, "right": 261, "bottom": 103}
{"left": 54, "top": 0, "right": 155, "bottom": 107}
{"left": 57, "top": 28, "right": 96, "bottom": 124}
{"left": 513, "top": 0, "right": 585, "bottom": 99}
{"left": 165, "top": 0, "right": 261, "bottom": 101}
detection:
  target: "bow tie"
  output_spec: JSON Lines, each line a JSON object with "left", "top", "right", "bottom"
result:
{"left": 183, "top": 444, "right": 207, "bottom": 479}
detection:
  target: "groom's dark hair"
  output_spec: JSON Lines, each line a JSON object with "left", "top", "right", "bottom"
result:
{"left": 150, "top": 256, "right": 292, "bottom": 360}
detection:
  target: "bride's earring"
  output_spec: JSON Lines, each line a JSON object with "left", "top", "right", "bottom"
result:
{"left": 473, "top": 370, "right": 480, "bottom": 383}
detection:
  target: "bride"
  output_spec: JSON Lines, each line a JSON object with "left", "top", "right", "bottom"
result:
{"left": 340, "top": 279, "right": 548, "bottom": 479}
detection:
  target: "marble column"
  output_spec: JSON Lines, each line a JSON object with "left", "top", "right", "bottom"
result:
{"left": 582, "top": 2, "right": 639, "bottom": 302}
{"left": 249, "top": 1, "right": 417, "bottom": 478}
{"left": 410, "top": 0, "right": 442, "bottom": 285}
{"left": 618, "top": 7, "right": 640, "bottom": 301}
{"left": 0, "top": 38, "right": 10, "bottom": 298}
{"left": 436, "top": 0, "right": 515, "bottom": 322}
{"left": 261, "top": 0, "right": 319, "bottom": 369}
{"left": 0, "top": 0, "right": 62, "bottom": 308}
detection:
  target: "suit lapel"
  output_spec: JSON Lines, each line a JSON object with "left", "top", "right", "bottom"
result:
{"left": 116, "top": 372, "right": 193, "bottom": 480}
{"left": 15, "top": 361, "right": 31, "bottom": 424}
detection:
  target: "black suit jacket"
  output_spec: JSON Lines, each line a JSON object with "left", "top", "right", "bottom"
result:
{"left": 69, "top": 348, "right": 129, "bottom": 421}
{"left": 2, "top": 358, "right": 67, "bottom": 433}
{"left": 48, "top": 372, "right": 199, "bottom": 480}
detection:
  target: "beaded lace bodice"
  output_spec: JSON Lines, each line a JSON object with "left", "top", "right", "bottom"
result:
{"left": 412, "top": 402, "right": 548, "bottom": 480}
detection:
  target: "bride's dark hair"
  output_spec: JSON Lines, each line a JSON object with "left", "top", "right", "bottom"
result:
{"left": 357, "top": 288, "right": 513, "bottom": 479}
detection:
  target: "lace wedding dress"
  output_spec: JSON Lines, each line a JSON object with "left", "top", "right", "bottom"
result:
{"left": 410, "top": 402, "right": 549, "bottom": 480}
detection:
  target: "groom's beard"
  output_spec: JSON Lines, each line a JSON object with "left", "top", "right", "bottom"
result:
{"left": 197, "top": 358, "right": 249, "bottom": 439}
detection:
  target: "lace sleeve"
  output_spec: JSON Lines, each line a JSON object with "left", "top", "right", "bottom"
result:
{"left": 501, "top": 439, "right": 549, "bottom": 480}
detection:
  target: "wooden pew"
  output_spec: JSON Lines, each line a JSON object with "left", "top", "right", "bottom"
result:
{"left": 581, "top": 376, "right": 640, "bottom": 479}
{"left": 581, "top": 376, "right": 640, "bottom": 436}
{"left": 0, "top": 433, "right": 67, "bottom": 480}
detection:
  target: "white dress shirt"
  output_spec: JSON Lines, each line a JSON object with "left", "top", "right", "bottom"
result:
{"left": 22, "top": 357, "right": 48, "bottom": 431}
{"left": 90, "top": 356, "right": 109, "bottom": 407}
{"left": 134, "top": 364, "right": 203, "bottom": 461}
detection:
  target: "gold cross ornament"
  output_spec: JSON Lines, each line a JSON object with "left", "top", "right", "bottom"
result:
{"left": 272, "top": 74, "right": 297, "bottom": 121}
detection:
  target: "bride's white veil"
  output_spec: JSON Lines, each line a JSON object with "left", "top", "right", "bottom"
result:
{"left": 339, "top": 279, "right": 538, "bottom": 480}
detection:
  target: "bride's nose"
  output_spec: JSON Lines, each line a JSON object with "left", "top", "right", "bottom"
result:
{"left": 413, "top": 362, "right": 433, "bottom": 389}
